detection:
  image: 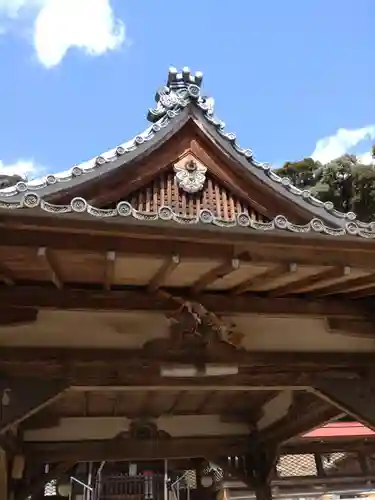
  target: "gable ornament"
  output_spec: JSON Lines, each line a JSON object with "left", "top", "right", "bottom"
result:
{"left": 174, "top": 159, "right": 207, "bottom": 194}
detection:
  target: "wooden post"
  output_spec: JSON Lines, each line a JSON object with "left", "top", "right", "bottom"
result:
{"left": 0, "top": 448, "right": 8, "bottom": 500}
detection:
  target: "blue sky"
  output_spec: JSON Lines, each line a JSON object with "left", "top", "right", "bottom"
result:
{"left": 0, "top": 0, "right": 374, "bottom": 180}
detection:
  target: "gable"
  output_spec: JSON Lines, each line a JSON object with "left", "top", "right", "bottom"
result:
{"left": 120, "top": 157, "right": 269, "bottom": 224}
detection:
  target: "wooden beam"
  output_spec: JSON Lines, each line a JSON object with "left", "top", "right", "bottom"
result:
{"left": 326, "top": 318, "right": 375, "bottom": 338}
{"left": 260, "top": 392, "right": 343, "bottom": 446}
{"left": 0, "top": 378, "right": 68, "bottom": 434}
{"left": 0, "top": 346, "right": 374, "bottom": 371}
{"left": 23, "top": 435, "right": 249, "bottom": 463}
{"left": 0, "top": 307, "right": 38, "bottom": 326}
{"left": 4, "top": 215, "right": 375, "bottom": 269}
{"left": 37, "top": 247, "right": 63, "bottom": 289}
{"left": 148, "top": 254, "right": 180, "bottom": 293}
{"left": 0, "top": 285, "right": 369, "bottom": 318}
{"left": 312, "top": 271, "right": 375, "bottom": 297}
{"left": 347, "top": 286, "right": 375, "bottom": 299}
{"left": 312, "top": 376, "right": 375, "bottom": 431}
{"left": 231, "top": 264, "right": 297, "bottom": 296}
{"left": 104, "top": 251, "right": 116, "bottom": 290}
{"left": 191, "top": 259, "right": 239, "bottom": 294}
{"left": 269, "top": 267, "right": 349, "bottom": 297}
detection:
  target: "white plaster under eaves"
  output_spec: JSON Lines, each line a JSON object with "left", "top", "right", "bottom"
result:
{"left": 0, "top": 311, "right": 374, "bottom": 352}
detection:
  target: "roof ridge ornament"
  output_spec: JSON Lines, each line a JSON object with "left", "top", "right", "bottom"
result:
{"left": 147, "top": 66, "right": 213, "bottom": 123}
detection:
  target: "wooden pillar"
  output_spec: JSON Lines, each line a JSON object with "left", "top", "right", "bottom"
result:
{"left": 253, "top": 480, "right": 272, "bottom": 500}
{"left": 0, "top": 448, "right": 8, "bottom": 500}
{"left": 247, "top": 431, "right": 277, "bottom": 500}
{"left": 215, "top": 433, "right": 276, "bottom": 500}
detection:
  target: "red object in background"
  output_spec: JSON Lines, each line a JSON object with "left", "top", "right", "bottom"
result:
{"left": 302, "top": 421, "right": 375, "bottom": 439}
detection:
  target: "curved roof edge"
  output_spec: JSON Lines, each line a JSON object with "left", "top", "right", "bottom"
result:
{"left": 0, "top": 67, "right": 366, "bottom": 231}
{"left": 1, "top": 195, "right": 375, "bottom": 239}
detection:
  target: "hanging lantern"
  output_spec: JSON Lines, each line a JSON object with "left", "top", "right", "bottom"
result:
{"left": 201, "top": 475, "right": 213, "bottom": 488}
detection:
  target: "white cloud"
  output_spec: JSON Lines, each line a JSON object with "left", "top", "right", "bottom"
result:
{"left": 357, "top": 151, "right": 375, "bottom": 165}
{"left": 311, "top": 125, "right": 375, "bottom": 164}
{"left": 0, "top": 159, "right": 44, "bottom": 180}
{"left": 0, "top": 0, "right": 125, "bottom": 68}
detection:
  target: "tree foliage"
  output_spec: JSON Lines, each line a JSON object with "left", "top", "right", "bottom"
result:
{"left": 275, "top": 152, "right": 375, "bottom": 221}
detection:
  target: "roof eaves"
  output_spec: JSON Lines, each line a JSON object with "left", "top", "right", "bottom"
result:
{"left": 0, "top": 105, "right": 193, "bottom": 203}
{"left": 190, "top": 105, "right": 358, "bottom": 231}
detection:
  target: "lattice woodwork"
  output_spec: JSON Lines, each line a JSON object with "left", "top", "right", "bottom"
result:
{"left": 124, "top": 170, "right": 268, "bottom": 221}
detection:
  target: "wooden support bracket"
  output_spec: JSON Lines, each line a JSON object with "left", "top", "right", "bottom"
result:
{"left": 0, "top": 377, "right": 68, "bottom": 435}
{"left": 312, "top": 374, "right": 375, "bottom": 431}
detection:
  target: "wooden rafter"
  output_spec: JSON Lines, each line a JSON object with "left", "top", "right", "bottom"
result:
{"left": 231, "top": 263, "right": 297, "bottom": 296}
{"left": 191, "top": 258, "right": 239, "bottom": 294}
{"left": 312, "top": 271, "right": 375, "bottom": 297}
{"left": 0, "top": 285, "right": 369, "bottom": 318}
{"left": 148, "top": 254, "right": 180, "bottom": 293}
{"left": 348, "top": 286, "right": 375, "bottom": 299}
{"left": 269, "top": 266, "right": 350, "bottom": 297}
{"left": 37, "top": 247, "right": 63, "bottom": 289}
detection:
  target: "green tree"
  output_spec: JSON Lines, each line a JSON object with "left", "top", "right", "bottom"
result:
{"left": 275, "top": 151, "right": 375, "bottom": 222}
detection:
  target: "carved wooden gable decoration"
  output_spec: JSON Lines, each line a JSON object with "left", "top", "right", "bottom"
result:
{"left": 0, "top": 66, "right": 372, "bottom": 239}
{"left": 123, "top": 153, "right": 269, "bottom": 225}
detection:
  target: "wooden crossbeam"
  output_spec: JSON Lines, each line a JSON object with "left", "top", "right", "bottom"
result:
{"left": 0, "top": 346, "right": 374, "bottom": 370}
{"left": 0, "top": 347, "right": 373, "bottom": 374}
{"left": 148, "top": 254, "right": 180, "bottom": 293}
{"left": 0, "top": 307, "right": 38, "bottom": 326}
{"left": 191, "top": 259, "right": 239, "bottom": 294}
{"left": 37, "top": 247, "right": 63, "bottom": 289}
{"left": 326, "top": 318, "right": 375, "bottom": 338}
{"left": 269, "top": 266, "right": 349, "bottom": 297}
{"left": 231, "top": 263, "right": 297, "bottom": 296}
{"left": 24, "top": 435, "right": 249, "bottom": 463}
{"left": 0, "top": 377, "right": 68, "bottom": 434}
{"left": 0, "top": 285, "right": 369, "bottom": 318}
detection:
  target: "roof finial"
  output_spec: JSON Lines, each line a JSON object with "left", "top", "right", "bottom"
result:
{"left": 166, "top": 66, "right": 204, "bottom": 89}
{"left": 147, "top": 67, "right": 205, "bottom": 123}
